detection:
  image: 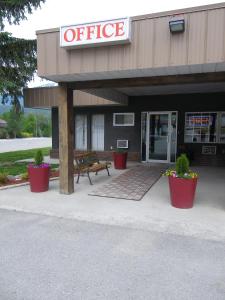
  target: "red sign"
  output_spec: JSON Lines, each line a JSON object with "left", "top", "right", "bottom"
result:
{"left": 188, "top": 116, "right": 211, "bottom": 127}
{"left": 60, "top": 18, "right": 131, "bottom": 48}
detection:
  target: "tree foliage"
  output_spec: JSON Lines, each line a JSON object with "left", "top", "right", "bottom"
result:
{"left": 0, "top": 32, "right": 37, "bottom": 110}
{"left": 1, "top": 108, "right": 23, "bottom": 138}
{"left": 0, "top": 110, "right": 51, "bottom": 138}
{"left": 0, "top": 0, "right": 45, "bottom": 110}
{"left": 0, "top": 0, "right": 45, "bottom": 30}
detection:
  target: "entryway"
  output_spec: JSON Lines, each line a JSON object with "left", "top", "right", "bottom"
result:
{"left": 142, "top": 111, "right": 177, "bottom": 163}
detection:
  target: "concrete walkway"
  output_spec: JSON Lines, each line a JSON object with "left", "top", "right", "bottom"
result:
{"left": 0, "top": 164, "right": 225, "bottom": 242}
{"left": 0, "top": 137, "right": 51, "bottom": 153}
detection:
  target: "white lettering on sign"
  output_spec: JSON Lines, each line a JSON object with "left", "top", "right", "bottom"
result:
{"left": 60, "top": 18, "right": 131, "bottom": 48}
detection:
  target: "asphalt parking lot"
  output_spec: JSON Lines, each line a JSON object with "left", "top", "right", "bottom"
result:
{"left": 0, "top": 209, "right": 224, "bottom": 300}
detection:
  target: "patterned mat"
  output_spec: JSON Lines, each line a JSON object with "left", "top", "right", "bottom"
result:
{"left": 88, "top": 164, "right": 167, "bottom": 201}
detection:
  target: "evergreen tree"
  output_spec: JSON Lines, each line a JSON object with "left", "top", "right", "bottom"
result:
{"left": 0, "top": 0, "right": 45, "bottom": 111}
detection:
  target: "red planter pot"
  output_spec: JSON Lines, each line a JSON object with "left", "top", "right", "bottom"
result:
{"left": 113, "top": 152, "right": 127, "bottom": 169}
{"left": 168, "top": 176, "right": 198, "bottom": 209}
{"left": 28, "top": 164, "right": 50, "bottom": 192}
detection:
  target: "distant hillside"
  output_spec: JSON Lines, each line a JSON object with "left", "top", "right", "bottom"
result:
{"left": 0, "top": 105, "right": 51, "bottom": 117}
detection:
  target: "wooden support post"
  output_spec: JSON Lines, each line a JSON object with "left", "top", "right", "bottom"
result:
{"left": 58, "top": 85, "right": 74, "bottom": 194}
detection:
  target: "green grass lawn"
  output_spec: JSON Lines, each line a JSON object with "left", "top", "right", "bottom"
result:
{"left": 0, "top": 148, "right": 59, "bottom": 175}
{"left": 0, "top": 162, "right": 59, "bottom": 176}
{"left": 0, "top": 147, "right": 51, "bottom": 164}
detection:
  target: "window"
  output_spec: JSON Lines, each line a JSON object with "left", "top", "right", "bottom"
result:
{"left": 92, "top": 114, "right": 104, "bottom": 151}
{"left": 219, "top": 113, "right": 225, "bottom": 143}
{"left": 113, "top": 113, "right": 135, "bottom": 126}
{"left": 141, "top": 112, "right": 147, "bottom": 161}
{"left": 75, "top": 115, "right": 87, "bottom": 150}
{"left": 184, "top": 112, "right": 225, "bottom": 144}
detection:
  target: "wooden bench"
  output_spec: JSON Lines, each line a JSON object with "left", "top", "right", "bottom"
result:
{"left": 74, "top": 151, "right": 111, "bottom": 185}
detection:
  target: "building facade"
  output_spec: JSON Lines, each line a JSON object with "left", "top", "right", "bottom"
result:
{"left": 48, "top": 93, "right": 225, "bottom": 166}
{"left": 24, "top": 3, "right": 225, "bottom": 193}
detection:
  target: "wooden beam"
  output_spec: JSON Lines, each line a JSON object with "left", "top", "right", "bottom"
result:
{"left": 67, "top": 72, "right": 225, "bottom": 90}
{"left": 58, "top": 85, "right": 74, "bottom": 194}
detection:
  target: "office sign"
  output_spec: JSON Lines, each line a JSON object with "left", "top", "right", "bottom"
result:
{"left": 60, "top": 17, "right": 131, "bottom": 48}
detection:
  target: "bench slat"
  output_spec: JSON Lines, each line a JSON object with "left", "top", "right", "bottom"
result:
{"left": 74, "top": 151, "right": 111, "bottom": 184}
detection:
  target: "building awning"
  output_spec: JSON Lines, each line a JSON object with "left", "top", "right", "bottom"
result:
{"left": 23, "top": 86, "right": 128, "bottom": 108}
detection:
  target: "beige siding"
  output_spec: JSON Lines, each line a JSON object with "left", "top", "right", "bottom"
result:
{"left": 57, "top": 33, "right": 70, "bottom": 75}
{"left": 108, "top": 45, "right": 125, "bottom": 71}
{"left": 37, "top": 34, "right": 46, "bottom": 75}
{"left": 122, "top": 20, "right": 139, "bottom": 70}
{"left": 154, "top": 16, "right": 171, "bottom": 67}
{"left": 206, "top": 9, "right": 225, "bottom": 63}
{"left": 69, "top": 48, "right": 83, "bottom": 75}
{"left": 37, "top": 4, "right": 225, "bottom": 79}
{"left": 170, "top": 14, "right": 189, "bottom": 66}
{"left": 45, "top": 32, "right": 57, "bottom": 75}
{"left": 137, "top": 18, "right": 154, "bottom": 69}
{"left": 188, "top": 11, "right": 207, "bottom": 65}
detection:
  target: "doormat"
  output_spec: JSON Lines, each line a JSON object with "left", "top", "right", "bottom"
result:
{"left": 88, "top": 164, "right": 167, "bottom": 201}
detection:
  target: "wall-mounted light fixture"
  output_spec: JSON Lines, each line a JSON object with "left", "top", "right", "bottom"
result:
{"left": 169, "top": 19, "right": 185, "bottom": 33}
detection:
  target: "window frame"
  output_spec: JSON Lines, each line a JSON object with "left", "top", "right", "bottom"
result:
{"left": 219, "top": 112, "right": 225, "bottom": 144}
{"left": 184, "top": 111, "right": 225, "bottom": 144}
{"left": 91, "top": 114, "right": 105, "bottom": 151}
{"left": 113, "top": 112, "right": 135, "bottom": 127}
{"left": 75, "top": 114, "right": 88, "bottom": 150}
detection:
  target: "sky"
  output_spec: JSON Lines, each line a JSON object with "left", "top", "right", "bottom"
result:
{"left": 5, "top": 0, "right": 223, "bottom": 39}
{"left": 4, "top": 0, "right": 223, "bottom": 86}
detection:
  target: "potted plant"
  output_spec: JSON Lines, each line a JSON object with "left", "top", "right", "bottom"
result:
{"left": 164, "top": 153, "right": 198, "bottom": 209}
{"left": 113, "top": 148, "right": 128, "bottom": 169}
{"left": 28, "top": 150, "right": 50, "bottom": 192}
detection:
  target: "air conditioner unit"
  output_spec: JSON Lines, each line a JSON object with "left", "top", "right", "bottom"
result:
{"left": 202, "top": 145, "right": 216, "bottom": 155}
{"left": 117, "top": 140, "right": 128, "bottom": 149}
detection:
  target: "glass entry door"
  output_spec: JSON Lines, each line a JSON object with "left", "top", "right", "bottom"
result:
{"left": 142, "top": 112, "right": 177, "bottom": 163}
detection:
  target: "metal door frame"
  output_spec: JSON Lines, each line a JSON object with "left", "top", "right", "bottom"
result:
{"left": 145, "top": 111, "right": 177, "bottom": 163}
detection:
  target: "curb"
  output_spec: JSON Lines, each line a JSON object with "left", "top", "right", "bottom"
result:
{"left": 0, "top": 177, "right": 59, "bottom": 191}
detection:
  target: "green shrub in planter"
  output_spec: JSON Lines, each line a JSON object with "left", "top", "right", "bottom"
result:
{"left": 164, "top": 153, "right": 198, "bottom": 208}
{"left": 114, "top": 148, "right": 127, "bottom": 153}
{"left": 175, "top": 154, "right": 189, "bottom": 178}
{"left": 28, "top": 149, "right": 50, "bottom": 192}
{"left": 34, "top": 150, "right": 44, "bottom": 166}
